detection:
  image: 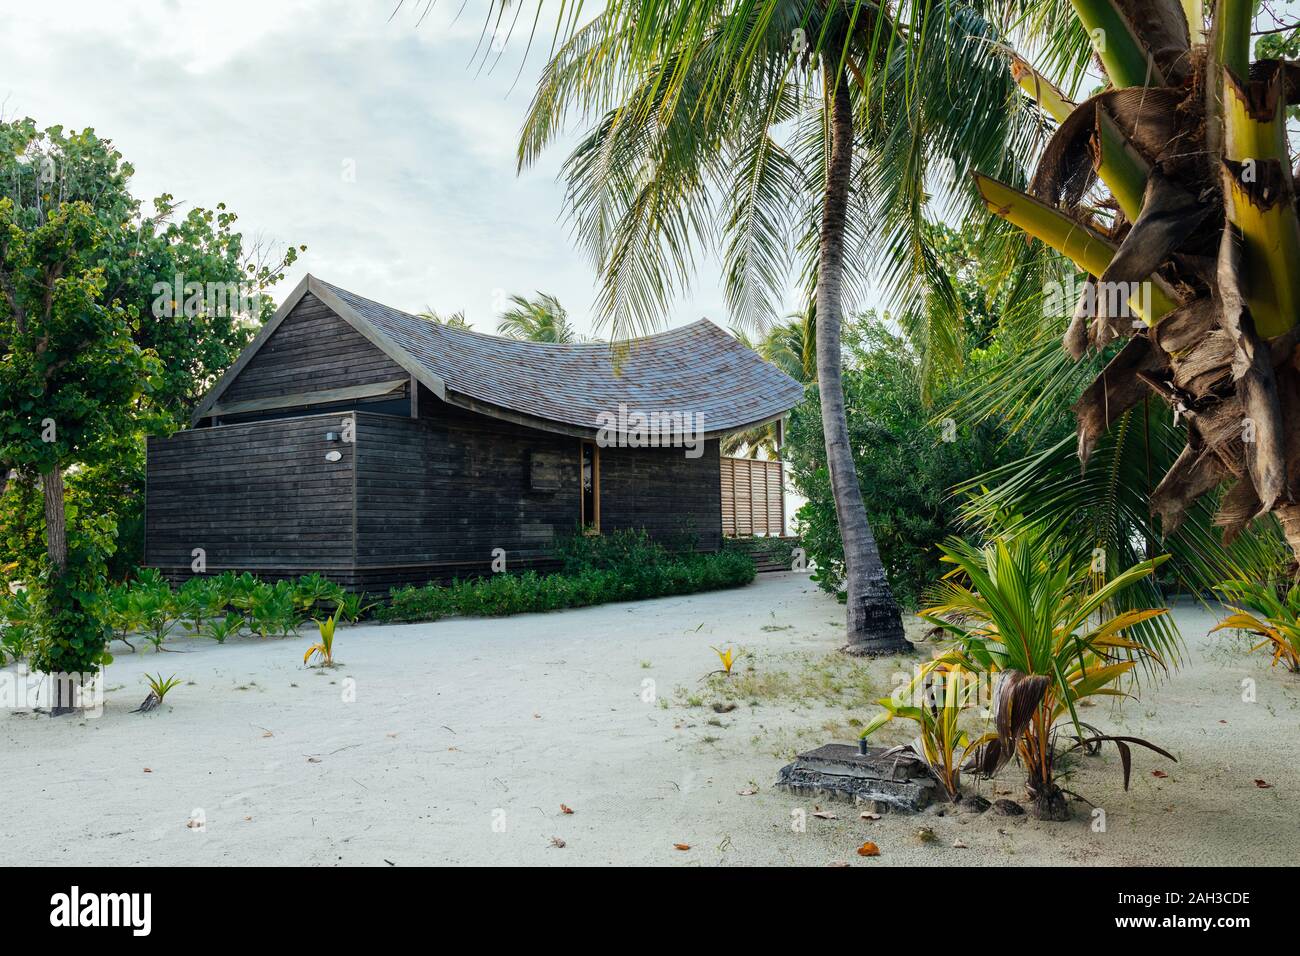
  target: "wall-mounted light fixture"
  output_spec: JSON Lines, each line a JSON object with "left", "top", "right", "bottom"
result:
{"left": 325, "top": 450, "right": 343, "bottom": 463}
{"left": 324, "top": 431, "right": 340, "bottom": 442}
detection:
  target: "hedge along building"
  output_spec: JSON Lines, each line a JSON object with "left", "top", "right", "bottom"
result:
{"left": 145, "top": 276, "right": 804, "bottom": 592}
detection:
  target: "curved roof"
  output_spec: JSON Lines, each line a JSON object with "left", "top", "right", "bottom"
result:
{"left": 198, "top": 276, "right": 804, "bottom": 438}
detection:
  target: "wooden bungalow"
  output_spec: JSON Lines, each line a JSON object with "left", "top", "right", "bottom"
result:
{"left": 145, "top": 275, "right": 804, "bottom": 591}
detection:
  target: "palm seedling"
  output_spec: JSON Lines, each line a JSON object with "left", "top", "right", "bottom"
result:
{"left": 204, "top": 612, "right": 245, "bottom": 645}
{"left": 334, "top": 592, "right": 375, "bottom": 624}
{"left": 134, "top": 673, "right": 182, "bottom": 713}
{"left": 923, "top": 522, "right": 1176, "bottom": 819}
{"left": 1212, "top": 577, "right": 1300, "bottom": 672}
{"left": 711, "top": 645, "right": 738, "bottom": 676}
{"left": 860, "top": 658, "right": 985, "bottom": 802}
{"left": 304, "top": 609, "right": 341, "bottom": 667}
{"left": 975, "top": 1, "right": 1300, "bottom": 564}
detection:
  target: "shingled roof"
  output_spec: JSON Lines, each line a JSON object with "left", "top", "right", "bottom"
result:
{"left": 193, "top": 275, "right": 805, "bottom": 439}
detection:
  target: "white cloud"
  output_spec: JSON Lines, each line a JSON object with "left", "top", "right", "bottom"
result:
{"left": 0, "top": 0, "right": 742, "bottom": 338}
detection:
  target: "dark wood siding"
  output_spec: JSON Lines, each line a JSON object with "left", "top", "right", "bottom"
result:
{"left": 146, "top": 413, "right": 355, "bottom": 573}
{"left": 599, "top": 440, "right": 722, "bottom": 551}
{"left": 353, "top": 404, "right": 580, "bottom": 574}
{"left": 221, "top": 293, "right": 407, "bottom": 404}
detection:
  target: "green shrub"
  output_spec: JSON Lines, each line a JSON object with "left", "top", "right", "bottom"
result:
{"left": 0, "top": 587, "right": 36, "bottom": 664}
{"left": 377, "top": 547, "right": 754, "bottom": 624}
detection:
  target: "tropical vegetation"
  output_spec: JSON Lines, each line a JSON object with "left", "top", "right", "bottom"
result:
{"left": 864, "top": 521, "right": 1177, "bottom": 818}
{"left": 496, "top": 292, "right": 577, "bottom": 342}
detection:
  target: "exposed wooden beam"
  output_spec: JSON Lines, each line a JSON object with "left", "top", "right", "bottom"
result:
{"left": 204, "top": 378, "right": 408, "bottom": 419}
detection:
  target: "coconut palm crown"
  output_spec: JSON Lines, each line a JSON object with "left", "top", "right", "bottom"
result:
{"left": 976, "top": 0, "right": 1300, "bottom": 562}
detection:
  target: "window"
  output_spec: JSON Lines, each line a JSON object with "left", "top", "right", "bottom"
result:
{"left": 581, "top": 440, "right": 600, "bottom": 532}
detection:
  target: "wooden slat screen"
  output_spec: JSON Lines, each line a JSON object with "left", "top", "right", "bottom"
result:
{"left": 720, "top": 456, "right": 785, "bottom": 537}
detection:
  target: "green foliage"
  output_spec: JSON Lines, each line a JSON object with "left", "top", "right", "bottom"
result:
{"left": 334, "top": 591, "right": 375, "bottom": 624}
{"left": 908, "top": 521, "right": 1176, "bottom": 811}
{"left": 28, "top": 543, "right": 115, "bottom": 674}
{"left": 785, "top": 317, "right": 1060, "bottom": 609}
{"left": 305, "top": 608, "right": 341, "bottom": 667}
{"left": 144, "top": 672, "right": 182, "bottom": 704}
{"left": 1212, "top": 577, "right": 1300, "bottom": 673}
{"left": 292, "top": 572, "right": 346, "bottom": 613}
{"left": 0, "top": 587, "right": 36, "bottom": 664}
{"left": 0, "top": 117, "right": 302, "bottom": 583}
{"left": 496, "top": 292, "right": 576, "bottom": 342}
{"left": 203, "top": 612, "right": 245, "bottom": 645}
{"left": 379, "top": 534, "right": 755, "bottom": 624}
{"left": 860, "top": 659, "right": 984, "bottom": 802}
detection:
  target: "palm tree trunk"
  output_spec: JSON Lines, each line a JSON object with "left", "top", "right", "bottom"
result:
{"left": 1276, "top": 504, "right": 1300, "bottom": 573}
{"left": 815, "top": 61, "right": 909, "bottom": 656}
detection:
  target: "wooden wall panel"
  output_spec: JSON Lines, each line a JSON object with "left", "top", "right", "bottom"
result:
{"left": 222, "top": 293, "right": 408, "bottom": 404}
{"left": 599, "top": 441, "right": 723, "bottom": 551}
{"left": 353, "top": 403, "right": 581, "bottom": 570}
{"left": 146, "top": 413, "right": 355, "bottom": 571}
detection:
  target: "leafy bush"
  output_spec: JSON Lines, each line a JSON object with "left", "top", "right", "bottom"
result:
{"left": 378, "top": 545, "right": 755, "bottom": 624}
{"left": 0, "top": 588, "right": 36, "bottom": 664}
{"left": 784, "top": 319, "right": 1062, "bottom": 609}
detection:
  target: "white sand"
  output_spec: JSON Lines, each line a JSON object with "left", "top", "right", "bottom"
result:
{"left": 2, "top": 573, "right": 1296, "bottom": 866}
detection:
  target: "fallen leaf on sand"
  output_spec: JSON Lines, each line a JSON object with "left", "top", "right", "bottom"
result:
{"left": 711, "top": 702, "right": 737, "bottom": 714}
{"left": 1219, "top": 720, "right": 1228, "bottom": 724}
{"left": 737, "top": 787, "right": 758, "bottom": 796}
{"left": 860, "top": 811, "right": 882, "bottom": 821}
{"left": 560, "top": 804, "right": 575, "bottom": 815}
{"left": 244, "top": 816, "right": 252, "bottom": 822}
{"left": 674, "top": 843, "right": 691, "bottom": 851}
{"left": 447, "top": 746, "right": 459, "bottom": 752}
{"left": 813, "top": 810, "right": 837, "bottom": 820}
{"left": 952, "top": 839, "right": 969, "bottom": 849}
{"left": 261, "top": 731, "right": 273, "bottom": 738}
{"left": 533, "top": 713, "right": 542, "bottom": 719}
{"left": 827, "top": 860, "right": 850, "bottom": 868}
{"left": 386, "top": 732, "right": 398, "bottom": 739}
{"left": 307, "top": 756, "right": 322, "bottom": 763}
{"left": 549, "top": 837, "right": 566, "bottom": 848}
{"left": 856, "top": 842, "right": 881, "bottom": 857}
{"left": 143, "top": 768, "right": 152, "bottom": 773}
{"left": 1151, "top": 770, "right": 1168, "bottom": 778}
{"left": 1254, "top": 779, "right": 1273, "bottom": 789}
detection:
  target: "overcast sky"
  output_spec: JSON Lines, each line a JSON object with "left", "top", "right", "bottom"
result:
{"left": 1, "top": 0, "right": 737, "bottom": 338}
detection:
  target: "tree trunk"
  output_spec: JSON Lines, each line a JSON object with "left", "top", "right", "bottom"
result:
{"left": 41, "top": 467, "right": 80, "bottom": 715}
{"left": 41, "top": 467, "right": 68, "bottom": 574}
{"left": 1276, "top": 503, "right": 1300, "bottom": 574}
{"left": 815, "top": 62, "right": 909, "bottom": 656}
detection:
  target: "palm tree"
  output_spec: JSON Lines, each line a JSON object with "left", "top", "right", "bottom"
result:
{"left": 418, "top": 307, "right": 472, "bottom": 329}
{"left": 724, "top": 307, "right": 817, "bottom": 457}
{"left": 971, "top": 1, "right": 1300, "bottom": 564}
{"left": 496, "top": 292, "right": 577, "bottom": 343}
{"left": 518, "top": 2, "right": 1035, "bottom": 654}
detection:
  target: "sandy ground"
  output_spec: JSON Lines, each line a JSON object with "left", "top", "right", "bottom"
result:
{"left": 2, "top": 572, "right": 1297, "bottom": 866}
